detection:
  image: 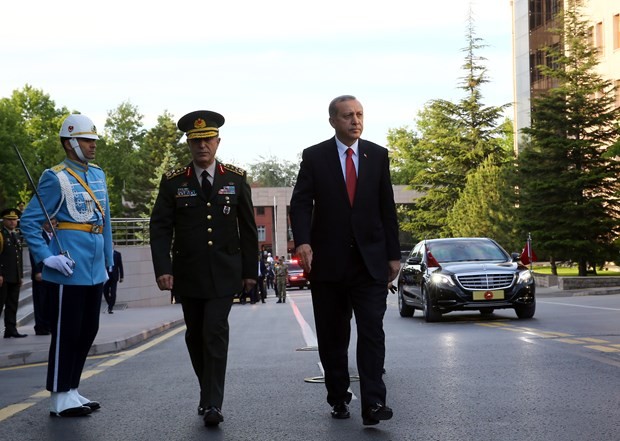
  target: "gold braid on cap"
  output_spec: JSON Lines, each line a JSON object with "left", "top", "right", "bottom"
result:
{"left": 186, "top": 117, "right": 218, "bottom": 139}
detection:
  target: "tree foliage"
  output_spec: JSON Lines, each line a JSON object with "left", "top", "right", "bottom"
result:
{"left": 394, "top": 10, "right": 510, "bottom": 239}
{"left": 518, "top": 0, "right": 620, "bottom": 276}
{"left": 247, "top": 155, "right": 298, "bottom": 187}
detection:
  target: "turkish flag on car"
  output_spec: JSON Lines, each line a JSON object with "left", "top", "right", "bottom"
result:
{"left": 520, "top": 241, "right": 538, "bottom": 265}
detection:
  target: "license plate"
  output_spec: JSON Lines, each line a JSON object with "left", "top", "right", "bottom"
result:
{"left": 473, "top": 290, "right": 505, "bottom": 301}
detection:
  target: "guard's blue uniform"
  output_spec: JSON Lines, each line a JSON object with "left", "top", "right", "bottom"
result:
{"left": 21, "top": 158, "right": 113, "bottom": 284}
{"left": 20, "top": 158, "right": 113, "bottom": 393}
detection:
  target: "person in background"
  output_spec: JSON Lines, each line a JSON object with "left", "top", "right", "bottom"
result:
{"left": 28, "top": 219, "right": 57, "bottom": 335}
{"left": 20, "top": 113, "right": 113, "bottom": 418}
{"left": 103, "top": 242, "right": 124, "bottom": 314}
{"left": 0, "top": 208, "right": 26, "bottom": 338}
{"left": 289, "top": 95, "right": 400, "bottom": 426}
{"left": 150, "top": 110, "right": 258, "bottom": 428}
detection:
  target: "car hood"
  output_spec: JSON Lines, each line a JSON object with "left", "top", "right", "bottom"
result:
{"left": 439, "top": 261, "right": 518, "bottom": 274}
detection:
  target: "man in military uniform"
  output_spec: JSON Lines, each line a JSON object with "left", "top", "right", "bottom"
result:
{"left": 275, "top": 256, "right": 288, "bottom": 303}
{"left": 0, "top": 208, "right": 26, "bottom": 338}
{"left": 20, "top": 114, "right": 113, "bottom": 418}
{"left": 150, "top": 110, "right": 258, "bottom": 428}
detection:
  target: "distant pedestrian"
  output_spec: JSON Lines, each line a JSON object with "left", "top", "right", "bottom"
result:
{"left": 275, "top": 257, "right": 288, "bottom": 303}
{"left": 0, "top": 208, "right": 26, "bottom": 338}
{"left": 20, "top": 113, "right": 113, "bottom": 418}
{"left": 103, "top": 243, "right": 124, "bottom": 314}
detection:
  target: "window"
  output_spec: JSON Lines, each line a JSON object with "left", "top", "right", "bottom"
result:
{"left": 595, "top": 22, "right": 604, "bottom": 55}
{"left": 257, "top": 225, "right": 266, "bottom": 242}
{"left": 614, "top": 14, "right": 620, "bottom": 50}
{"left": 256, "top": 206, "right": 265, "bottom": 216}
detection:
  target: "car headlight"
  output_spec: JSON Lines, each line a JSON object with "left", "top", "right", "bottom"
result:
{"left": 430, "top": 273, "right": 455, "bottom": 287}
{"left": 517, "top": 270, "right": 533, "bottom": 284}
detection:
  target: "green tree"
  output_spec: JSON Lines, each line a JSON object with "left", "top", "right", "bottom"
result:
{"left": 247, "top": 155, "right": 298, "bottom": 187}
{"left": 0, "top": 85, "right": 67, "bottom": 208}
{"left": 398, "top": 10, "right": 509, "bottom": 238}
{"left": 518, "top": 0, "right": 620, "bottom": 276}
{"left": 139, "top": 111, "right": 186, "bottom": 216}
{"left": 386, "top": 126, "right": 420, "bottom": 185}
{"left": 98, "top": 101, "right": 145, "bottom": 216}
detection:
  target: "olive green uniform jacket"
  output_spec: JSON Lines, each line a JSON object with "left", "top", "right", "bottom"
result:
{"left": 150, "top": 161, "right": 258, "bottom": 301}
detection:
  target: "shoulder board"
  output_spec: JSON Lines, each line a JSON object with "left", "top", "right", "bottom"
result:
{"left": 89, "top": 163, "right": 102, "bottom": 170}
{"left": 165, "top": 166, "right": 189, "bottom": 180}
{"left": 50, "top": 163, "right": 66, "bottom": 173}
{"left": 221, "top": 163, "right": 245, "bottom": 176}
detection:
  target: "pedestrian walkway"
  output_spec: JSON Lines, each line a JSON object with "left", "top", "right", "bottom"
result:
{"left": 1, "top": 284, "right": 618, "bottom": 369}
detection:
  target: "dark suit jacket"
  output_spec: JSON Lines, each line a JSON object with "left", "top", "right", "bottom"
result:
{"left": 150, "top": 161, "right": 258, "bottom": 300}
{"left": 107, "top": 250, "right": 124, "bottom": 282}
{"left": 290, "top": 137, "right": 400, "bottom": 284}
{"left": 29, "top": 230, "right": 50, "bottom": 280}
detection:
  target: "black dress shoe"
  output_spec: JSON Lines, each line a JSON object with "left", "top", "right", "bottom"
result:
{"left": 362, "top": 403, "right": 393, "bottom": 426}
{"left": 49, "top": 406, "right": 92, "bottom": 417}
{"left": 331, "top": 402, "right": 350, "bottom": 419}
{"left": 82, "top": 401, "right": 101, "bottom": 411}
{"left": 203, "top": 407, "right": 224, "bottom": 427}
{"left": 35, "top": 330, "right": 51, "bottom": 336}
{"left": 4, "top": 332, "right": 27, "bottom": 338}
{"left": 197, "top": 406, "right": 206, "bottom": 416}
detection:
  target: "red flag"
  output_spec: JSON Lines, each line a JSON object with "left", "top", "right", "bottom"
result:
{"left": 520, "top": 241, "right": 537, "bottom": 265}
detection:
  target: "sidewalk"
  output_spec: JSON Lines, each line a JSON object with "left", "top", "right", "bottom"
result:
{"left": 1, "top": 285, "right": 619, "bottom": 369}
{"left": 0, "top": 303, "right": 184, "bottom": 369}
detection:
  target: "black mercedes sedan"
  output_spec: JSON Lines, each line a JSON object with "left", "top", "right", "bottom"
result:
{"left": 397, "top": 238, "right": 536, "bottom": 322}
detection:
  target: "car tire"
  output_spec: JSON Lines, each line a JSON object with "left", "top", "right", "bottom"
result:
{"left": 398, "top": 285, "right": 415, "bottom": 318}
{"left": 422, "top": 286, "right": 441, "bottom": 323}
{"left": 515, "top": 302, "right": 536, "bottom": 319}
{"left": 479, "top": 307, "right": 494, "bottom": 316}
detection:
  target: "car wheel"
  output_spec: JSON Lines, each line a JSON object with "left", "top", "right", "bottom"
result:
{"left": 422, "top": 286, "right": 441, "bottom": 323}
{"left": 398, "top": 285, "right": 415, "bottom": 318}
{"left": 515, "top": 302, "right": 536, "bottom": 319}
{"left": 479, "top": 307, "right": 494, "bottom": 316}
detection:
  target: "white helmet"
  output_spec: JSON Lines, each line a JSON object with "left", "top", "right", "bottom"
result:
{"left": 59, "top": 114, "right": 99, "bottom": 140}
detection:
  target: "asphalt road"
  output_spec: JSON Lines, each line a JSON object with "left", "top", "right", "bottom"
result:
{"left": 1, "top": 290, "right": 619, "bottom": 441}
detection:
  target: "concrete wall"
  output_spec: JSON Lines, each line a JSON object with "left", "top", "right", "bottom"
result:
{"left": 114, "top": 246, "right": 169, "bottom": 307}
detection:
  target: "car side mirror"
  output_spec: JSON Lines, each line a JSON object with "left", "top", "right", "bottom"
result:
{"left": 511, "top": 252, "right": 520, "bottom": 262}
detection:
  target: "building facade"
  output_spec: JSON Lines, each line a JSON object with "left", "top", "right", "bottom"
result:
{"left": 512, "top": 0, "right": 620, "bottom": 152}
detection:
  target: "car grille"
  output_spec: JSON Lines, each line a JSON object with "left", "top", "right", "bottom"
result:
{"left": 456, "top": 273, "right": 515, "bottom": 290}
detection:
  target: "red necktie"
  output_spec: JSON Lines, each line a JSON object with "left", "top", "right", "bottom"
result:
{"left": 345, "top": 148, "right": 357, "bottom": 206}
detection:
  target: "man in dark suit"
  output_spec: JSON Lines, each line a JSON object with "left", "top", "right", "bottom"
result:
{"left": 150, "top": 110, "right": 258, "bottom": 428}
{"left": 289, "top": 95, "right": 401, "bottom": 426}
{"left": 103, "top": 244, "right": 124, "bottom": 314}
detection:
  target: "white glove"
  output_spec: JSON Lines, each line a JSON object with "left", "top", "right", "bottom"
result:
{"left": 43, "top": 255, "right": 74, "bottom": 277}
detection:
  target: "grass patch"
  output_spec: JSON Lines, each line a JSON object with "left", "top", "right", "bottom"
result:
{"left": 533, "top": 266, "right": 620, "bottom": 277}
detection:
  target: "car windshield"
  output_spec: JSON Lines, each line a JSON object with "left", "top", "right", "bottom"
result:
{"left": 427, "top": 240, "right": 508, "bottom": 263}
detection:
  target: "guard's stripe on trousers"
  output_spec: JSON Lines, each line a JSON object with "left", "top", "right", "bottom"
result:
{"left": 53, "top": 284, "right": 64, "bottom": 391}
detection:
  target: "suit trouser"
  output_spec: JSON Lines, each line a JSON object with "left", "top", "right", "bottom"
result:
{"left": 46, "top": 283, "right": 103, "bottom": 392}
{"left": 1, "top": 282, "right": 21, "bottom": 333}
{"left": 103, "top": 279, "right": 118, "bottom": 310}
{"left": 310, "top": 246, "right": 388, "bottom": 411}
{"left": 32, "top": 280, "right": 51, "bottom": 333}
{"left": 181, "top": 296, "right": 233, "bottom": 409}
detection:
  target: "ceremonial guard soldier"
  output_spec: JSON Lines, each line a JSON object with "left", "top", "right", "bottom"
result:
{"left": 150, "top": 110, "right": 258, "bottom": 428}
{"left": 0, "top": 208, "right": 26, "bottom": 338}
{"left": 20, "top": 114, "right": 113, "bottom": 417}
